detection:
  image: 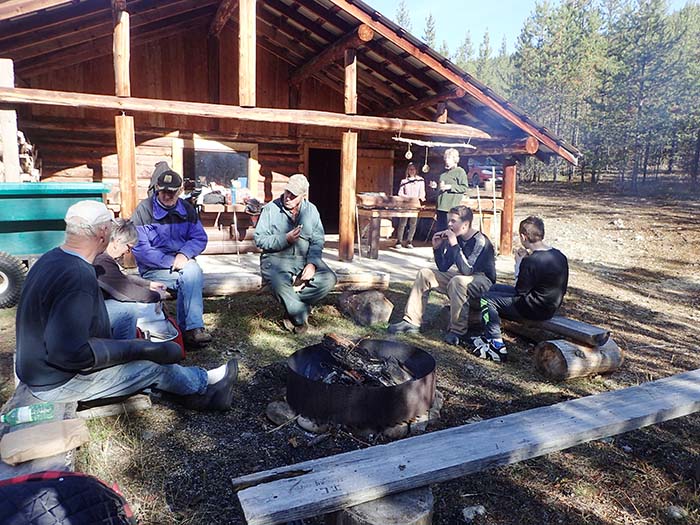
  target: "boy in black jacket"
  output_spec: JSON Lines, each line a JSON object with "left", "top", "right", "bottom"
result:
{"left": 471, "top": 216, "right": 569, "bottom": 362}
{"left": 389, "top": 206, "right": 496, "bottom": 344}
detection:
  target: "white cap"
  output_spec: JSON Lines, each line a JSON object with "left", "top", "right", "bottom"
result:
{"left": 64, "top": 200, "right": 113, "bottom": 227}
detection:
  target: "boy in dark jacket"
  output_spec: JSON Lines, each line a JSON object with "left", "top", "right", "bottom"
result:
{"left": 132, "top": 164, "right": 211, "bottom": 349}
{"left": 388, "top": 205, "right": 496, "bottom": 345}
{"left": 471, "top": 216, "right": 569, "bottom": 363}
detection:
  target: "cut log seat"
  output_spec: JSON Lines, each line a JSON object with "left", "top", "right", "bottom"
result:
{"left": 0, "top": 383, "right": 78, "bottom": 481}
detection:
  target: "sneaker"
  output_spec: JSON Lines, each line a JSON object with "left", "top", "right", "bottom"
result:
{"left": 387, "top": 320, "right": 420, "bottom": 334}
{"left": 175, "top": 359, "right": 238, "bottom": 411}
{"left": 394, "top": 242, "right": 403, "bottom": 249}
{"left": 183, "top": 327, "right": 212, "bottom": 348}
{"left": 470, "top": 338, "right": 508, "bottom": 363}
{"left": 443, "top": 332, "right": 461, "bottom": 345}
{"left": 405, "top": 243, "right": 415, "bottom": 249}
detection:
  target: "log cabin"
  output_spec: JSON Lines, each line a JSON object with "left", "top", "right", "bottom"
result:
{"left": 0, "top": 0, "right": 580, "bottom": 260}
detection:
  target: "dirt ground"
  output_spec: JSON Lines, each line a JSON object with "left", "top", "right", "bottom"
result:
{"left": 1, "top": 181, "right": 699, "bottom": 524}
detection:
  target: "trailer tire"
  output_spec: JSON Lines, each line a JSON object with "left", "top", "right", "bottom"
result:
{"left": 0, "top": 252, "right": 27, "bottom": 309}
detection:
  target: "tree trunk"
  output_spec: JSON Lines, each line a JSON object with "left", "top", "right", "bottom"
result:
{"left": 534, "top": 338, "right": 623, "bottom": 382}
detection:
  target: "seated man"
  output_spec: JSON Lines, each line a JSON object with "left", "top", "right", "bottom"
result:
{"left": 132, "top": 163, "right": 211, "bottom": 349}
{"left": 15, "top": 200, "right": 237, "bottom": 411}
{"left": 471, "top": 215, "right": 569, "bottom": 363}
{"left": 95, "top": 218, "right": 168, "bottom": 340}
{"left": 254, "top": 174, "right": 337, "bottom": 334}
{"left": 388, "top": 205, "right": 496, "bottom": 344}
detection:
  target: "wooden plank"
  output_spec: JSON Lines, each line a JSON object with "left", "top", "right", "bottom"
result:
{"left": 0, "top": 59, "right": 20, "bottom": 182}
{"left": 235, "top": 369, "right": 700, "bottom": 524}
{"left": 499, "top": 161, "right": 516, "bottom": 255}
{"left": 113, "top": 9, "right": 131, "bottom": 97}
{"left": 77, "top": 394, "right": 152, "bottom": 419}
{"left": 238, "top": 0, "right": 256, "bottom": 107}
{"left": 338, "top": 131, "right": 357, "bottom": 261}
{"left": 540, "top": 316, "right": 611, "bottom": 346}
{"left": 0, "top": 383, "right": 77, "bottom": 481}
{"left": 0, "top": 87, "right": 493, "bottom": 140}
{"left": 0, "top": 0, "right": 71, "bottom": 21}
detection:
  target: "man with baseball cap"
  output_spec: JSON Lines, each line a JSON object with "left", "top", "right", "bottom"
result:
{"left": 132, "top": 162, "right": 212, "bottom": 349}
{"left": 254, "top": 173, "right": 337, "bottom": 333}
{"left": 15, "top": 200, "right": 237, "bottom": 411}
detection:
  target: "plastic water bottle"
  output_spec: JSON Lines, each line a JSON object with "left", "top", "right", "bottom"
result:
{"left": 0, "top": 403, "right": 54, "bottom": 426}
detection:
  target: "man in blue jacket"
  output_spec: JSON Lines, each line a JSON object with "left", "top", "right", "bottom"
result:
{"left": 132, "top": 164, "right": 211, "bottom": 349}
{"left": 254, "top": 174, "right": 337, "bottom": 334}
{"left": 388, "top": 205, "right": 495, "bottom": 345}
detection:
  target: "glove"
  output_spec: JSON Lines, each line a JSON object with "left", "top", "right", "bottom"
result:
{"left": 87, "top": 338, "right": 183, "bottom": 371}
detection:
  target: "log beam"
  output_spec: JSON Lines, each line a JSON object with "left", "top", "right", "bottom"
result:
{"left": 0, "top": 87, "right": 494, "bottom": 140}
{"left": 0, "top": 0, "right": 71, "bottom": 21}
{"left": 339, "top": 131, "right": 357, "bottom": 261}
{"left": 112, "top": 10, "right": 130, "bottom": 97}
{"left": 500, "top": 160, "right": 516, "bottom": 255}
{"left": 210, "top": 0, "right": 238, "bottom": 37}
{"left": 290, "top": 25, "right": 374, "bottom": 86}
{"left": 0, "top": 59, "right": 20, "bottom": 182}
{"left": 238, "top": 0, "right": 256, "bottom": 107}
{"left": 115, "top": 115, "right": 137, "bottom": 218}
{"left": 385, "top": 87, "right": 465, "bottom": 117}
{"left": 462, "top": 137, "right": 539, "bottom": 158}
{"left": 534, "top": 338, "right": 624, "bottom": 382}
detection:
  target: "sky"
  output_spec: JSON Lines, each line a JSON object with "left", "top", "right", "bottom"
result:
{"left": 366, "top": 0, "right": 695, "bottom": 56}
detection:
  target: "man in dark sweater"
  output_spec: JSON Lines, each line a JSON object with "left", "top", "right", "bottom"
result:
{"left": 15, "top": 200, "right": 237, "bottom": 411}
{"left": 388, "top": 205, "right": 496, "bottom": 345}
{"left": 471, "top": 216, "right": 569, "bottom": 363}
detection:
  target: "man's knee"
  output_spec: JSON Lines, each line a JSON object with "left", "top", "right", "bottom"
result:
{"left": 315, "top": 268, "right": 337, "bottom": 292}
{"left": 415, "top": 268, "right": 434, "bottom": 286}
{"left": 467, "top": 277, "right": 492, "bottom": 299}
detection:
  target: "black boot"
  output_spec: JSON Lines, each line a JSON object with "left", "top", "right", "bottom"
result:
{"left": 175, "top": 359, "right": 238, "bottom": 412}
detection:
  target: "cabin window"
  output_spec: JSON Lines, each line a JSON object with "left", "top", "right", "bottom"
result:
{"left": 184, "top": 137, "right": 259, "bottom": 197}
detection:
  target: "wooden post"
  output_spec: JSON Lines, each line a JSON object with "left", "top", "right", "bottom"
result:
{"left": 500, "top": 161, "right": 516, "bottom": 255}
{"left": 344, "top": 49, "right": 357, "bottom": 115}
{"left": 239, "top": 0, "right": 256, "bottom": 107}
{"left": 113, "top": 10, "right": 130, "bottom": 97}
{"left": 0, "top": 59, "right": 20, "bottom": 182}
{"left": 435, "top": 102, "right": 447, "bottom": 124}
{"left": 115, "top": 114, "right": 137, "bottom": 218}
{"left": 339, "top": 131, "right": 357, "bottom": 261}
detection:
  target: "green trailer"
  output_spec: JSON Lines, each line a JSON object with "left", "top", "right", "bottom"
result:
{"left": 0, "top": 182, "right": 110, "bottom": 308}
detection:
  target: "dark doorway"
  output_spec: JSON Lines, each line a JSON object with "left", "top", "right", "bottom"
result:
{"left": 307, "top": 148, "right": 340, "bottom": 233}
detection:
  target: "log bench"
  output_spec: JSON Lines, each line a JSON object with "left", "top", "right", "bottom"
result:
{"left": 502, "top": 316, "right": 623, "bottom": 381}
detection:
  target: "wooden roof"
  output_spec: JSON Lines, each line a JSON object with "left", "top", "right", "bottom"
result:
{"left": 0, "top": 0, "right": 580, "bottom": 164}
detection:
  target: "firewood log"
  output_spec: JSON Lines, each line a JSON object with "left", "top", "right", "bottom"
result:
{"left": 534, "top": 338, "right": 623, "bottom": 382}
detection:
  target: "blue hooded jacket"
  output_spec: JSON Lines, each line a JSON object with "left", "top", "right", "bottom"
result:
{"left": 132, "top": 194, "right": 208, "bottom": 273}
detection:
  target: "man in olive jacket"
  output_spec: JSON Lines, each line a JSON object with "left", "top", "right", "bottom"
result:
{"left": 254, "top": 174, "right": 337, "bottom": 333}
{"left": 431, "top": 148, "right": 469, "bottom": 232}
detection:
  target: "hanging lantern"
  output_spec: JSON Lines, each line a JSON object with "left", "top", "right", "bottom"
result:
{"left": 421, "top": 146, "right": 430, "bottom": 173}
{"left": 404, "top": 142, "right": 413, "bottom": 160}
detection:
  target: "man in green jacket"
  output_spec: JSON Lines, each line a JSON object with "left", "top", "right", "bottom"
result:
{"left": 254, "top": 174, "right": 337, "bottom": 333}
{"left": 430, "top": 148, "right": 469, "bottom": 232}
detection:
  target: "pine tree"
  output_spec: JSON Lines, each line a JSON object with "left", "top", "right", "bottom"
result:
{"left": 438, "top": 40, "right": 450, "bottom": 58}
{"left": 395, "top": 0, "right": 412, "bottom": 32}
{"left": 453, "top": 31, "right": 474, "bottom": 73}
{"left": 422, "top": 13, "right": 436, "bottom": 48}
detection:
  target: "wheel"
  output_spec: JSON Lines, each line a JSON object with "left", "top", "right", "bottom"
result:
{"left": 0, "top": 252, "right": 27, "bottom": 308}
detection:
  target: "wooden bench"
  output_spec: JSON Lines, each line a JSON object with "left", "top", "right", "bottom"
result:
{"left": 0, "top": 383, "right": 78, "bottom": 480}
{"left": 232, "top": 369, "right": 700, "bottom": 525}
{"left": 502, "top": 316, "right": 622, "bottom": 381}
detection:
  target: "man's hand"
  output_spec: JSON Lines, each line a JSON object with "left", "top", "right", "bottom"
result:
{"left": 432, "top": 230, "right": 448, "bottom": 249}
{"left": 299, "top": 263, "right": 316, "bottom": 282}
{"left": 445, "top": 229, "right": 458, "bottom": 246}
{"left": 172, "top": 253, "right": 190, "bottom": 271}
{"left": 149, "top": 281, "right": 169, "bottom": 300}
{"left": 514, "top": 247, "right": 529, "bottom": 265}
{"left": 286, "top": 225, "right": 302, "bottom": 244}
{"left": 439, "top": 181, "right": 452, "bottom": 191}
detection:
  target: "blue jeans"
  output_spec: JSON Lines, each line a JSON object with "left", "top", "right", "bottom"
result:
{"left": 143, "top": 262, "right": 204, "bottom": 332}
{"left": 480, "top": 284, "right": 524, "bottom": 340}
{"left": 32, "top": 361, "right": 208, "bottom": 403}
{"left": 104, "top": 299, "right": 159, "bottom": 340}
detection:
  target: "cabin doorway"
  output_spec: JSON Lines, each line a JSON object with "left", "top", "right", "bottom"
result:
{"left": 307, "top": 148, "right": 341, "bottom": 233}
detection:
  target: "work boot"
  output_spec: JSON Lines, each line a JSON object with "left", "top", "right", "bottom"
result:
{"left": 176, "top": 359, "right": 238, "bottom": 411}
{"left": 281, "top": 317, "right": 308, "bottom": 335}
{"left": 443, "top": 332, "right": 461, "bottom": 345}
{"left": 184, "top": 327, "right": 212, "bottom": 348}
{"left": 387, "top": 320, "right": 420, "bottom": 334}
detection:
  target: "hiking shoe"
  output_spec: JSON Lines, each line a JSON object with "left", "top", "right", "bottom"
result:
{"left": 394, "top": 242, "right": 403, "bottom": 249}
{"left": 443, "top": 332, "right": 462, "bottom": 345}
{"left": 470, "top": 338, "right": 508, "bottom": 363}
{"left": 387, "top": 320, "right": 420, "bottom": 334}
{"left": 175, "top": 359, "right": 238, "bottom": 411}
{"left": 405, "top": 243, "right": 415, "bottom": 249}
{"left": 183, "top": 327, "right": 212, "bottom": 348}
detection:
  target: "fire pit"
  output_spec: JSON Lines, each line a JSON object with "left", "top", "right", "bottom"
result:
{"left": 286, "top": 338, "right": 436, "bottom": 430}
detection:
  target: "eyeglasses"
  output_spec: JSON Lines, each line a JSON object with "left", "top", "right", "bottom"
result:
{"left": 125, "top": 243, "right": 134, "bottom": 253}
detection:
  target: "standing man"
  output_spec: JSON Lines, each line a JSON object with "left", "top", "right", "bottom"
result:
{"left": 471, "top": 216, "right": 569, "bottom": 363}
{"left": 132, "top": 163, "right": 211, "bottom": 349}
{"left": 430, "top": 148, "right": 469, "bottom": 232}
{"left": 15, "top": 200, "right": 237, "bottom": 411}
{"left": 388, "top": 205, "right": 496, "bottom": 345}
{"left": 254, "top": 174, "right": 337, "bottom": 334}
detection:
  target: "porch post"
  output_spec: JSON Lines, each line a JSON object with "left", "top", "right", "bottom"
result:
{"left": 239, "top": 0, "right": 256, "bottom": 107}
{"left": 0, "top": 59, "right": 20, "bottom": 182}
{"left": 500, "top": 160, "right": 517, "bottom": 255}
{"left": 339, "top": 131, "right": 357, "bottom": 261}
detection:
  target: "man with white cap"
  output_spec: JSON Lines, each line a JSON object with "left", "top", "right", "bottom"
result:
{"left": 14, "top": 200, "right": 237, "bottom": 411}
{"left": 132, "top": 163, "right": 211, "bottom": 349}
{"left": 254, "top": 174, "right": 337, "bottom": 333}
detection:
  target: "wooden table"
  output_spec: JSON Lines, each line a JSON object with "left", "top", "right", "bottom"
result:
{"left": 357, "top": 207, "right": 422, "bottom": 259}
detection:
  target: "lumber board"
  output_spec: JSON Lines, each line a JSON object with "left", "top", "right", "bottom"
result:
{"left": 0, "top": 383, "right": 78, "bottom": 480}
{"left": 76, "top": 394, "right": 152, "bottom": 419}
{"left": 234, "top": 368, "right": 700, "bottom": 525}
{"left": 505, "top": 316, "right": 610, "bottom": 347}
